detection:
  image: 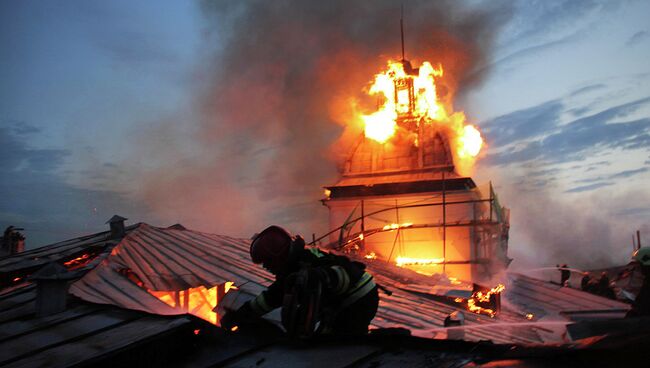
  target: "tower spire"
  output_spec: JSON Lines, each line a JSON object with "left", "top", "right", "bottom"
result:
{"left": 400, "top": 5, "right": 405, "bottom": 61}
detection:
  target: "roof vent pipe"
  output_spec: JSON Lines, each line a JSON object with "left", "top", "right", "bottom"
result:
{"left": 29, "top": 262, "right": 76, "bottom": 317}
{"left": 106, "top": 215, "right": 127, "bottom": 239}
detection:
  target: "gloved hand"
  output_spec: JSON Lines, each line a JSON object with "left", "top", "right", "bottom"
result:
{"left": 220, "top": 302, "right": 255, "bottom": 330}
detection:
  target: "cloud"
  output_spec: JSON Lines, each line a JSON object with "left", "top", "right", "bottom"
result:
{"left": 0, "top": 123, "right": 147, "bottom": 248}
{"left": 481, "top": 100, "right": 563, "bottom": 147}
{"left": 569, "top": 83, "right": 607, "bottom": 97}
{"left": 626, "top": 30, "right": 648, "bottom": 47}
{"left": 486, "top": 96, "right": 650, "bottom": 165}
{"left": 565, "top": 182, "right": 614, "bottom": 193}
{"left": 609, "top": 167, "right": 648, "bottom": 179}
{"left": 0, "top": 124, "right": 68, "bottom": 172}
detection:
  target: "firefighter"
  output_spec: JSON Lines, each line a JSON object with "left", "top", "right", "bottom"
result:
{"left": 581, "top": 272, "right": 592, "bottom": 292}
{"left": 221, "top": 225, "right": 379, "bottom": 335}
{"left": 596, "top": 272, "right": 616, "bottom": 299}
{"left": 627, "top": 247, "right": 650, "bottom": 317}
{"left": 558, "top": 264, "right": 570, "bottom": 287}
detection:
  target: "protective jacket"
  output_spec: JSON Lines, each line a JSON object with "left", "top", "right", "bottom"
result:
{"left": 247, "top": 247, "right": 378, "bottom": 333}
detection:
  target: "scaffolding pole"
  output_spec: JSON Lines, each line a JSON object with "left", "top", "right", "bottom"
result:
{"left": 442, "top": 170, "right": 446, "bottom": 274}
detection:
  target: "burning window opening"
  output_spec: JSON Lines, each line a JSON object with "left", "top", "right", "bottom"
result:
{"left": 117, "top": 266, "right": 237, "bottom": 325}
{"left": 148, "top": 282, "right": 236, "bottom": 325}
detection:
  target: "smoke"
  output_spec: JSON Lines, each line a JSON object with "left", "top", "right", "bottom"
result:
{"left": 129, "top": 0, "right": 511, "bottom": 237}
{"left": 505, "top": 185, "right": 650, "bottom": 270}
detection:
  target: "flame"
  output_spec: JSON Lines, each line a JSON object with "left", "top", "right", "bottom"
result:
{"left": 149, "top": 281, "right": 235, "bottom": 325}
{"left": 458, "top": 125, "right": 483, "bottom": 158}
{"left": 382, "top": 222, "right": 413, "bottom": 231}
{"left": 323, "top": 188, "right": 331, "bottom": 198}
{"left": 358, "top": 60, "right": 484, "bottom": 174}
{"left": 364, "top": 252, "right": 377, "bottom": 260}
{"left": 466, "top": 284, "right": 505, "bottom": 318}
{"left": 63, "top": 253, "right": 92, "bottom": 269}
{"left": 525, "top": 313, "right": 534, "bottom": 320}
{"left": 395, "top": 256, "right": 445, "bottom": 267}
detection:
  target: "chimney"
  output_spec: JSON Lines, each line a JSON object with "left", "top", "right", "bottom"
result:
{"left": 106, "top": 215, "right": 128, "bottom": 239}
{"left": 29, "top": 262, "right": 76, "bottom": 317}
{"left": 444, "top": 311, "right": 465, "bottom": 340}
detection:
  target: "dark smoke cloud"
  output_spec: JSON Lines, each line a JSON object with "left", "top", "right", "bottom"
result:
{"left": 132, "top": 0, "right": 511, "bottom": 238}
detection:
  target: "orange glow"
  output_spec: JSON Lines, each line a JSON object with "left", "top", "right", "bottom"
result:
{"left": 467, "top": 284, "right": 505, "bottom": 318}
{"left": 525, "top": 313, "right": 534, "bottom": 320}
{"left": 395, "top": 256, "right": 444, "bottom": 267}
{"left": 231, "top": 326, "right": 239, "bottom": 332}
{"left": 148, "top": 281, "right": 235, "bottom": 325}
{"left": 357, "top": 60, "right": 484, "bottom": 174}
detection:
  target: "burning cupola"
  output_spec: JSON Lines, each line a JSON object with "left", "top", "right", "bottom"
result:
{"left": 321, "top": 55, "right": 510, "bottom": 282}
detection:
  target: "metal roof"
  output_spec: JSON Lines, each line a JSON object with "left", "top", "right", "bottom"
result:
{"left": 0, "top": 222, "right": 635, "bottom": 367}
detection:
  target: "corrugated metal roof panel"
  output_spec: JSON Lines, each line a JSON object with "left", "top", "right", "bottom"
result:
{"left": 69, "top": 223, "right": 273, "bottom": 317}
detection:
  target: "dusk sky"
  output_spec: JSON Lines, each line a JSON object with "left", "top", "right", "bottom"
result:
{"left": 1, "top": 0, "right": 649, "bottom": 270}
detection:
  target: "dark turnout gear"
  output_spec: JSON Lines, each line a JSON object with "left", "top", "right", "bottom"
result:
{"left": 581, "top": 273, "right": 592, "bottom": 291}
{"left": 628, "top": 265, "right": 650, "bottom": 317}
{"left": 233, "top": 226, "right": 378, "bottom": 335}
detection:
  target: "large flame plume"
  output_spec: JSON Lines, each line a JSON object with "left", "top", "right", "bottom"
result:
{"left": 359, "top": 60, "right": 484, "bottom": 174}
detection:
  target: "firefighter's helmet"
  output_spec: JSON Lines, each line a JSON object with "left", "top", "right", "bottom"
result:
{"left": 250, "top": 225, "right": 304, "bottom": 274}
{"left": 632, "top": 247, "right": 650, "bottom": 267}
